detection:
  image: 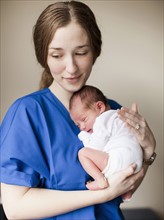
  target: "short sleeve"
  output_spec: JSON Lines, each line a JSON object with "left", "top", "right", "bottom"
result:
{"left": 0, "top": 98, "right": 50, "bottom": 187}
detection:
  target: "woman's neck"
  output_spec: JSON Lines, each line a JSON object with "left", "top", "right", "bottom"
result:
{"left": 49, "top": 82, "right": 73, "bottom": 111}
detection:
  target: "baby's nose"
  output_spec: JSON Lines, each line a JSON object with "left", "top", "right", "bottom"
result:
{"left": 80, "top": 122, "right": 86, "bottom": 131}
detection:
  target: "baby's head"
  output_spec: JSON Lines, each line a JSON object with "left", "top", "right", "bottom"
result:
{"left": 69, "top": 85, "right": 109, "bottom": 132}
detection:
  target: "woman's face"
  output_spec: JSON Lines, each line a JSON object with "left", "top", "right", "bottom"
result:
{"left": 47, "top": 22, "right": 94, "bottom": 93}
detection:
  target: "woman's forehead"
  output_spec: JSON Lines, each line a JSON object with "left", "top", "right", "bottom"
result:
{"left": 49, "top": 22, "right": 90, "bottom": 49}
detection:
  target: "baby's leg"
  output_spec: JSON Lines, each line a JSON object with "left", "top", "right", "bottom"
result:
{"left": 78, "top": 148, "right": 109, "bottom": 189}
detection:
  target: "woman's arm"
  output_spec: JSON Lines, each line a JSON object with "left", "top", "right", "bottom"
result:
{"left": 1, "top": 164, "right": 140, "bottom": 219}
{"left": 117, "top": 102, "right": 156, "bottom": 193}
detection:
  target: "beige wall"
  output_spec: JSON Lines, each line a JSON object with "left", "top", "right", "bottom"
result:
{"left": 1, "top": 0, "right": 163, "bottom": 218}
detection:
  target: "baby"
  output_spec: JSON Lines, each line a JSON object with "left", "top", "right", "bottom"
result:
{"left": 69, "top": 85, "right": 143, "bottom": 200}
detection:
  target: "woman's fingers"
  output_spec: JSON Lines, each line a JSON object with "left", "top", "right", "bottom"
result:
{"left": 107, "top": 164, "right": 141, "bottom": 198}
{"left": 117, "top": 104, "right": 144, "bottom": 126}
{"left": 108, "top": 164, "right": 137, "bottom": 191}
{"left": 130, "top": 102, "right": 138, "bottom": 113}
{"left": 117, "top": 103, "right": 156, "bottom": 157}
{"left": 103, "top": 164, "right": 145, "bottom": 202}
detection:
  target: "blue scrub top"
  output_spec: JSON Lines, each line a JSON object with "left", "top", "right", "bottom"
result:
{"left": 0, "top": 88, "right": 124, "bottom": 220}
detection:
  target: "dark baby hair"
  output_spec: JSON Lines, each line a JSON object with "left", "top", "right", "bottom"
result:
{"left": 69, "top": 85, "right": 108, "bottom": 110}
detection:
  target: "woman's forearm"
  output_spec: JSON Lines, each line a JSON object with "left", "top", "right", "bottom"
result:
{"left": 1, "top": 165, "right": 138, "bottom": 219}
{"left": 1, "top": 183, "right": 105, "bottom": 219}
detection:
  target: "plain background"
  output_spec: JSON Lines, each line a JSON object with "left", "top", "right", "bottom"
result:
{"left": 0, "top": 0, "right": 163, "bottom": 219}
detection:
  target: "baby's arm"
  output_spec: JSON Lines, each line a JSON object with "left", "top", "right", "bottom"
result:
{"left": 78, "top": 130, "right": 102, "bottom": 149}
{"left": 78, "top": 130, "right": 91, "bottom": 146}
{"left": 78, "top": 119, "right": 110, "bottom": 150}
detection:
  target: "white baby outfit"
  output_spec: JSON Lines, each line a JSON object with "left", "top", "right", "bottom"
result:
{"left": 78, "top": 110, "right": 143, "bottom": 177}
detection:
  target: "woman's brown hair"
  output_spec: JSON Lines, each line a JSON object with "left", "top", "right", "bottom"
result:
{"left": 33, "top": 1, "right": 102, "bottom": 90}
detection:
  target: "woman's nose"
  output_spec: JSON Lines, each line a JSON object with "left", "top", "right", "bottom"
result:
{"left": 65, "top": 55, "right": 78, "bottom": 74}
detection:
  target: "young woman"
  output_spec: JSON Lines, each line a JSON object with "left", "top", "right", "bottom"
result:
{"left": 0, "top": 1, "right": 156, "bottom": 219}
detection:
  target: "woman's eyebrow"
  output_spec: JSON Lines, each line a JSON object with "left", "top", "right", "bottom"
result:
{"left": 49, "top": 47, "right": 63, "bottom": 50}
{"left": 77, "top": 45, "right": 90, "bottom": 48}
{"left": 49, "top": 45, "right": 90, "bottom": 50}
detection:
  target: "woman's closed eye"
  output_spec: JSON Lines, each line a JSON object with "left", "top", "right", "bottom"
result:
{"left": 51, "top": 53, "right": 63, "bottom": 59}
{"left": 75, "top": 51, "right": 88, "bottom": 56}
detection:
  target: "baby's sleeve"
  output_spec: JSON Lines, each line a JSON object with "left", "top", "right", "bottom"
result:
{"left": 78, "top": 123, "right": 109, "bottom": 151}
{"left": 78, "top": 131, "right": 91, "bottom": 146}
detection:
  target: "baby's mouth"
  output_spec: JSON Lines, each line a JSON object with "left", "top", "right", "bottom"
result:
{"left": 87, "top": 129, "right": 93, "bottom": 133}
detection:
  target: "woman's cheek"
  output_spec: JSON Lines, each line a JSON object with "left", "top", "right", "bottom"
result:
{"left": 83, "top": 56, "right": 93, "bottom": 72}
{"left": 48, "top": 60, "right": 64, "bottom": 76}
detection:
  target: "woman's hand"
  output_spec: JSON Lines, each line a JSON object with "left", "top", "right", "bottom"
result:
{"left": 102, "top": 164, "right": 144, "bottom": 202}
{"left": 117, "top": 102, "right": 156, "bottom": 196}
{"left": 117, "top": 103, "right": 156, "bottom": 160}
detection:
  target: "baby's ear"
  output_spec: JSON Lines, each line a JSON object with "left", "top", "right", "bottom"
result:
{"left": 96, "top": 101, "right": 106, "bottom": 113}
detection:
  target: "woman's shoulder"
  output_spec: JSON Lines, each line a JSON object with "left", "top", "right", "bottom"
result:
{"left": 10, "top": 88, "right": 50, "bottom": 109}
{"left": 1, "top": 89, "right": 50, "bottom": 124}
{"left": 16, "top": 88, "right": 49, "bottom": 103}
{"left": 107, "top": 99, "right": 122, "bottom": 110}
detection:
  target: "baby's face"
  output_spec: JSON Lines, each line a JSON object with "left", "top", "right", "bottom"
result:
{"left": 70, "top": 98, "right": 101, "bottom": 133}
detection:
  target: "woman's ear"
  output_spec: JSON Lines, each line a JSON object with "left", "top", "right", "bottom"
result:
{"left": 95, "top": 101, "right": 106, "bottom": 114}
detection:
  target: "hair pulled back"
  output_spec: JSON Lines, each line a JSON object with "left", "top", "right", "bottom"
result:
{"left": 33, "top": 1, "right": 102, "bottom": 90}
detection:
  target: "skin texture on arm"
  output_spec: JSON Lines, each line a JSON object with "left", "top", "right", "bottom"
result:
{"left": 1, "top": 164, "right": 140, "bottom": 220}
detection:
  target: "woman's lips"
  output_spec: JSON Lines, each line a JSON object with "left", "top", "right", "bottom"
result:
{"left": 64, "top": 75, "right": 81, "bottom": 83}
